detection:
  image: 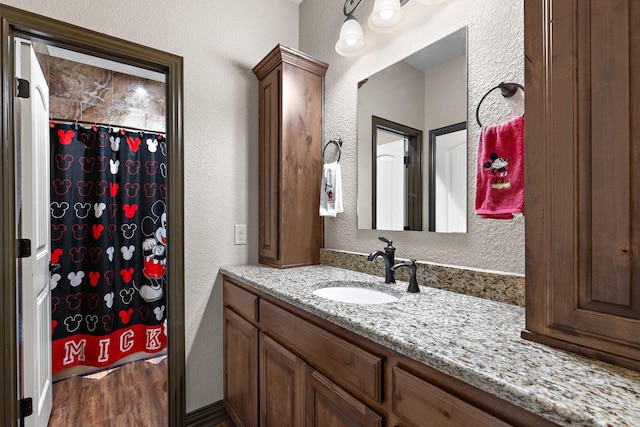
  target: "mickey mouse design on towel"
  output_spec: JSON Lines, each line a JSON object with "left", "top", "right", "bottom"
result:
{"left": 483, "top": 152, "right": 511, "bottom": 189}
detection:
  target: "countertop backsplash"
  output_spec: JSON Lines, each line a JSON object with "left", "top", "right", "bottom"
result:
{"left": 320, "top": 248, "right": 525, "bottom": 306}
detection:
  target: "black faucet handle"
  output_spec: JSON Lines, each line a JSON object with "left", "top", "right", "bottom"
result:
{"left": 378, "top": 236, "right": 393, "bottom": 247}
{"left": 378, "top": 236, "right": 395, "bottom": 250}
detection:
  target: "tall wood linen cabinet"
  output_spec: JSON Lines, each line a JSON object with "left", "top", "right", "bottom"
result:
{"left": 524, "top": 0, "right": 640, "bottom": 371}
{"left": 252, "top": 45, "right": 328, "bottom": 268}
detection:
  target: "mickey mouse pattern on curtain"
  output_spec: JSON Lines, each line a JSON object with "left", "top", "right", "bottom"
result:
{"left": 50, "top": 123, "right": 167, "bottom": 373}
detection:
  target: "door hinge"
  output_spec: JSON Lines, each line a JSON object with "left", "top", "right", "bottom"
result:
{"left": 17, "top": 239, "right": 31, "bottom": 258}
{"left": 19, "top": 397, "right": 33, "bottom": 418}
{"left": 16, "top": 78, "right": 30, "bottom": 98}
{"left": 404, "top": 155, "right": 410, "bottom": 166}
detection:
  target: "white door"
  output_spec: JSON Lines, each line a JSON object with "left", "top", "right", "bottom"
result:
{"left": 16, "top": 38, "right": 53, "bottom": 427}
{"left": 376, "top": 138, "right": 405, "bottom": 231}
{"left": 434, "top": 129, "right": 467, "bottom": 233}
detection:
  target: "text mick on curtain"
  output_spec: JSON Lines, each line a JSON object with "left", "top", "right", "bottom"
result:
{"left": 50, "top": 123, "right": 167, "bottom": 373}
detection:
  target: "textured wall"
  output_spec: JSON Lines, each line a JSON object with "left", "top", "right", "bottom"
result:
{"left": 7, "top": 0, "right": 299, "bottom": 411}
{"left": 300, "top": 0, "right": 525, "bottom": 274}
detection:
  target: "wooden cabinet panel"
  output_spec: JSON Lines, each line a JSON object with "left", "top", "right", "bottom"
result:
{"left": 392, "top": 367, "right": 511, "bottom": 427}
{"left": 224, "top": 308, "right": 259, "bottom": 427}
{"left": 579, "top": 0, "right": 634, "bottom": 308}
{"left": 278, "top": 62, "right": 325, "bottom": 267}
{"left": 257, "top": 69, "right": 280, "bottom": 263}
{"left": 224, "top": 279, "right": 259, "bottom": 323}
{"left": 259, "top": 333, "right": 304, "bottom": 427}
{"left": 253, "top": 45, "right": 328, "bottom": 268}
{"left": 260, "top": 299, "right": 383, "bottom": 403}
{"left": 305, "top": 367, "right": 382, "bottom": 427}
{"left": 524, "top": 0, "right": 640, "bottom": 370}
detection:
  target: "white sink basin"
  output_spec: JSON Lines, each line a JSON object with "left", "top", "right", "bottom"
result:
{"left": 313, "top": 283, "right": 399, "bottom": 305}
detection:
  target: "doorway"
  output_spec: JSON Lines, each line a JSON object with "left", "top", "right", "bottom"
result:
{"left": 0, "top": 5, "right": 185, "bottom": 427}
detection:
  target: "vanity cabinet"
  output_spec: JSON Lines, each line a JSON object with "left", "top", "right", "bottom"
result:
{"left": 252, "top": 45, "right": 328, "bottom": 268}
{"left": 223, "top": 277, "right": 381, "bottom": 427}
{"left": 223, "top": 275, "right": 556, "bottom": 427}
{"left": 524, "top": 0, "right": 640, "bottom": 370}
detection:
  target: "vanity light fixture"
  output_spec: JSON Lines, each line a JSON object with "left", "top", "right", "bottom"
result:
{"left": 336, "top": 0, "right": 448, "bottom": 56}
{"left": 335, "top": 13, "right": 367, "bottom": 56}
{"left": 368, "top": 0, "right": 404, "bottom": 33}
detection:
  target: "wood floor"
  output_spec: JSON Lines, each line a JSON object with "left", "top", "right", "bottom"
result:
{"left": 48, "top": 356, "right": 168, "bottom": 427}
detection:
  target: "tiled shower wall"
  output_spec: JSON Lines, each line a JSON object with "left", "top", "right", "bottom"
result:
{"left": 35, "top": 46, "right": 166, "bottom": 132}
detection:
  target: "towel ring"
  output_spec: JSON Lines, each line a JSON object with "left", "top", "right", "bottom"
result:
{"left": 323, "top": 139, "right": 342, "bottom": 163}
{"left": 475, "top": 82, "right": 524, "bottom": 128}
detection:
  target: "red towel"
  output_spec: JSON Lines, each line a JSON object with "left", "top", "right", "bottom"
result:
{"left": 475, "top": 115, "right": 524, "bottom": 219}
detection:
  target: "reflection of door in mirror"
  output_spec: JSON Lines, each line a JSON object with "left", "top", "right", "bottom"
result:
{"left": 376, "top": 135, "right": 405, "bottom": 230}
{"left": 428, "top": 123, "right": 467, "bottom": 233}
{"left": 372, "top": 117, "right": 422, "bottom": 231}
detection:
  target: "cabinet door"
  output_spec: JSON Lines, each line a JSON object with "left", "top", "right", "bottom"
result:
{"left": 260, "top": 333, "right": 304, "bottom": 426}
{"left": 224, "top": 308, "right": 259, "bottom": 427}
{"left": 258, "top": 67, "right": 281, "bottom": 264}
{"left": 524, "top": 0, "right": 640, "bottom": 369}
{"left": 305, "top": 367, "right": 382, "bottom": 427}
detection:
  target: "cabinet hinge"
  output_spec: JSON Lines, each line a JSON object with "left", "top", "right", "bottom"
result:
{"left": 19, "top": 397, "right": 33, "bottom": 418}
{"left": 16, "top": 78, "right": 30, "bottom": 98}
{"left": 17, "top": 239, "right": 31, "bottom": 258}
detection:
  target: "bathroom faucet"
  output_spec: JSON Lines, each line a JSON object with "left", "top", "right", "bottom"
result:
{"left": 367, "top": 237, "right": 396, "bottom": 283}
{"left": 391, "top": 259, "right": 420, "bottom": 293}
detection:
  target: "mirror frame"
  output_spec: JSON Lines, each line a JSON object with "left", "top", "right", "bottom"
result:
{"left": 0, "top": 5, "right": 186, "bottom": 426}
{"left": 371, "top": 116, "right": 423, "bottom": 230}
{"left": 428, "top": 121, "right": 467, "bottom": 232}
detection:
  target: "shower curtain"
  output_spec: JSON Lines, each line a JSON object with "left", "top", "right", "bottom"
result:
{"left": 50, "top": 123, "right": 167, "bottom": 373}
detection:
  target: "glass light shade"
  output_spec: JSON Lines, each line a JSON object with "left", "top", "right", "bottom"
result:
{"left": 368, "top": 0, "right": 403, "bottom": 33}
{"left": 335, "top": 15, "right": 366, "bottom": 56}
{"left": 415, "top": 0, "right": 447, "bottom": 5}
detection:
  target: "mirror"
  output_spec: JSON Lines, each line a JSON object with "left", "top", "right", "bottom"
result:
{"left": 357, "top": 27, "right": 468, "bottom": 232}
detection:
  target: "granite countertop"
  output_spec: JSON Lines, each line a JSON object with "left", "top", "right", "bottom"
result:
{"left": 220, "top": 264, "right": 640, "bottom": 427}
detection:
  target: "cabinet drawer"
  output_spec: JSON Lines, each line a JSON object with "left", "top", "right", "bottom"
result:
{"left": 224, "top": 279, "right": 259, "bottom": 323}
{"left": 260, "top": 300, "right": 383, "bottom": 403}
{"left": 393, "top": 367, "right": 511, "bottom": 427}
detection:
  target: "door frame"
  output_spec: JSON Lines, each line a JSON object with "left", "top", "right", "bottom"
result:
{"left": 0, "top": 5, "right": 186, "bottom": 426}
{"left": 370, "top": 115, "right": 423, "bottom": 231}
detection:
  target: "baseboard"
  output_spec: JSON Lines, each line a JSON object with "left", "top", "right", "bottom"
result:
{"left": 186, "top": 400, "right": 232, "bottom": 427}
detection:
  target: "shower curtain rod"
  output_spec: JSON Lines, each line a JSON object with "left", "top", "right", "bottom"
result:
{"left": 50, "top": 117, "right": 165, "bottom": 135}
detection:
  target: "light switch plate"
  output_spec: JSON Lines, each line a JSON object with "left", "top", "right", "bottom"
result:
{"left": 234, "top": 224, "right": 247, "bottom": 245}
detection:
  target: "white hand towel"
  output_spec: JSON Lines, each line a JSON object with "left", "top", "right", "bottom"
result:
{"left": 319, "top": 161, "right": 343, "bottom": 217}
